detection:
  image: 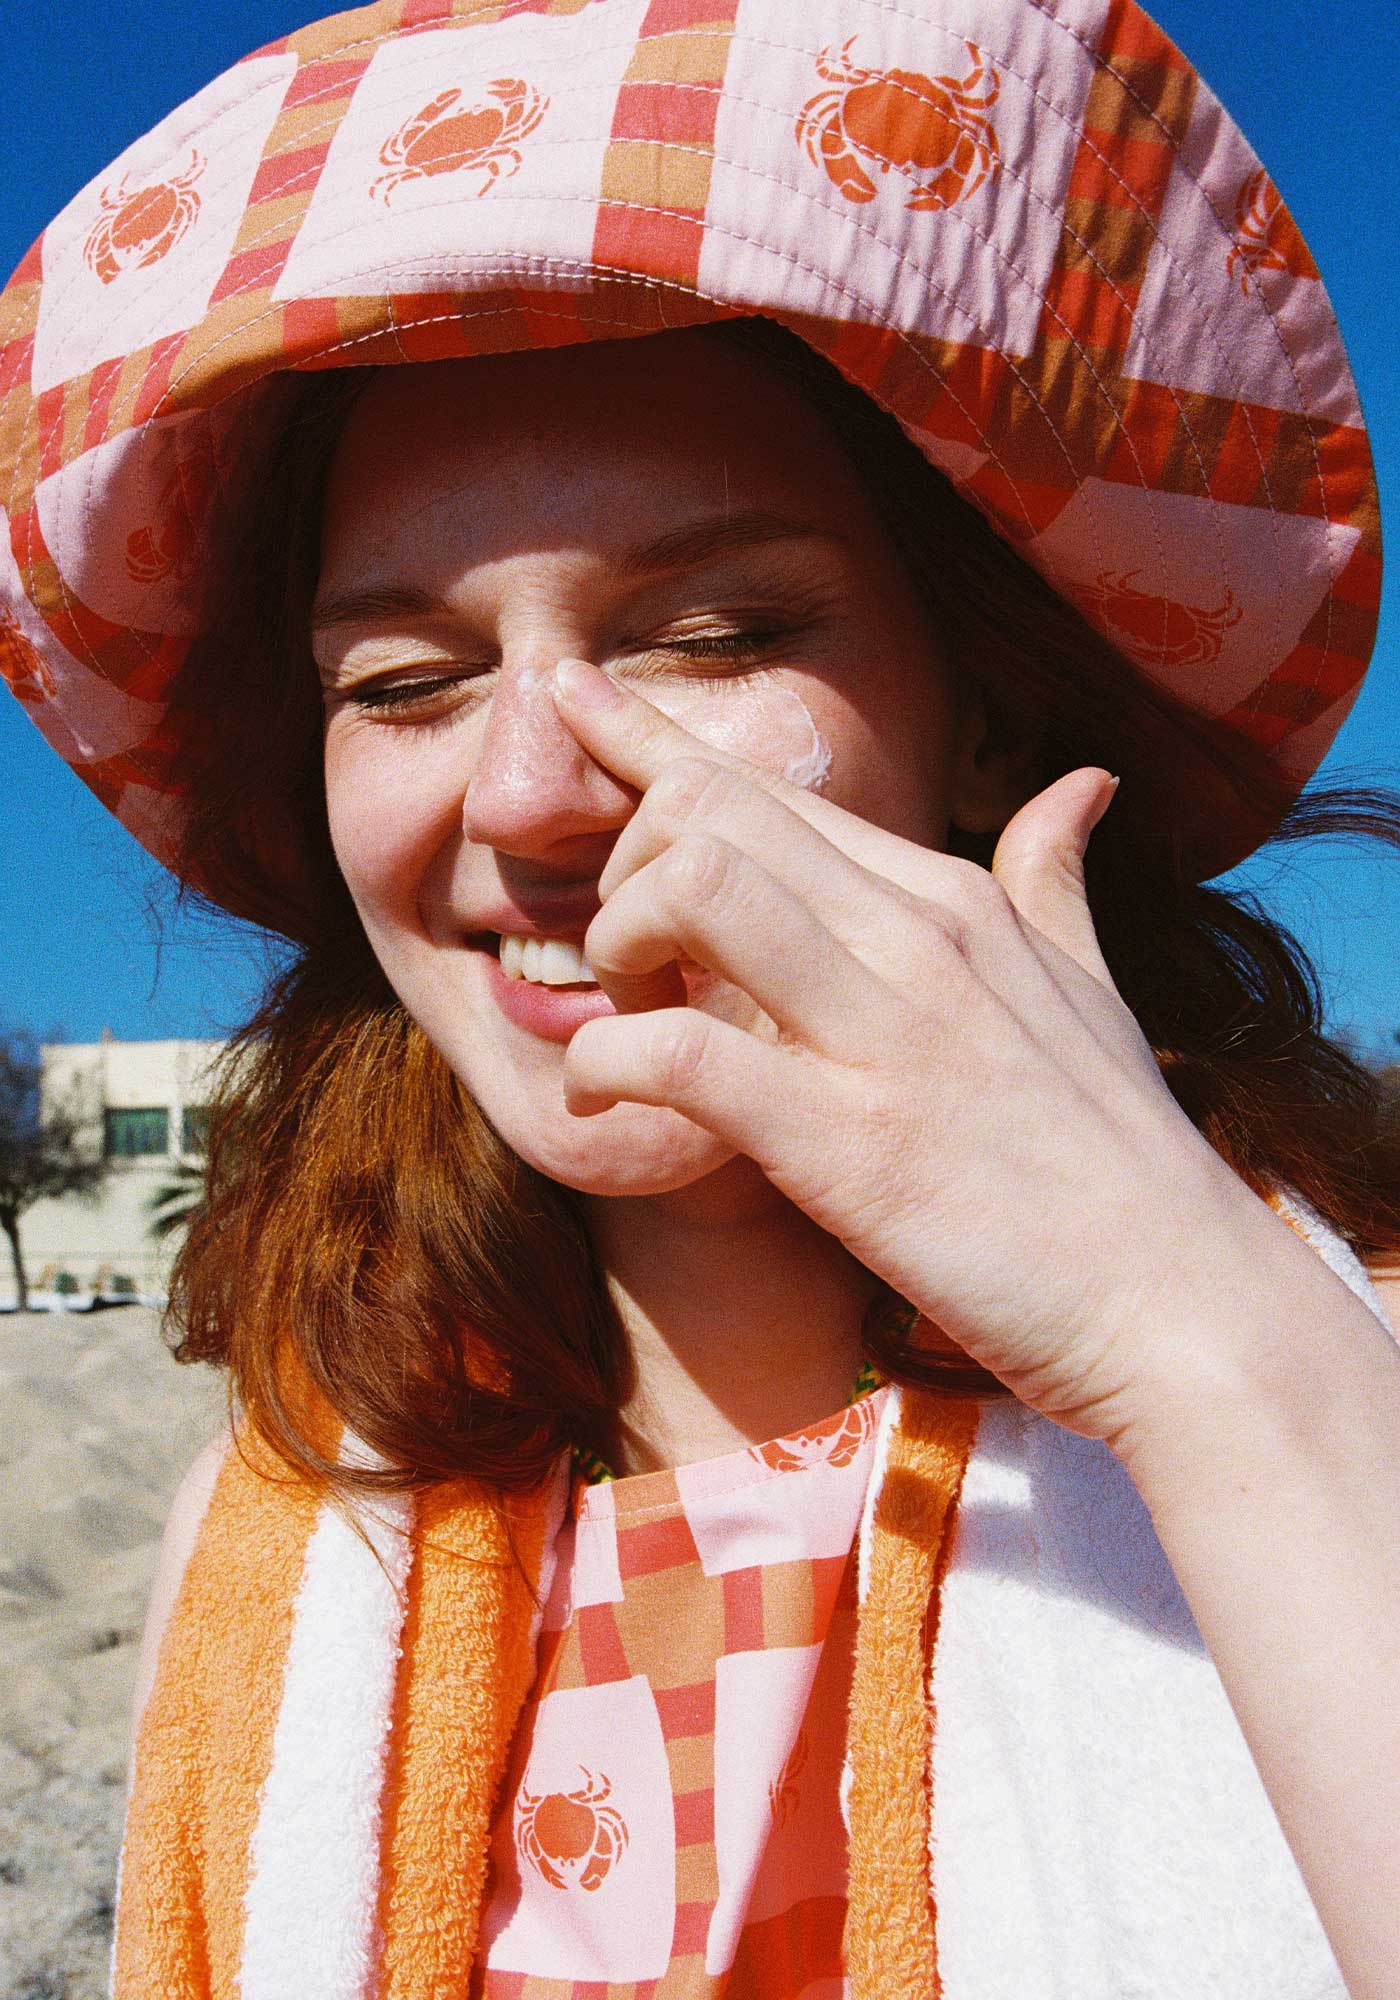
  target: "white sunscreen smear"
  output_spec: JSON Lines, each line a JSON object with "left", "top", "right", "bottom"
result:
{"left": 652, "top": 679, "right": 835, "bottom": 795}
{"left": 775, "top": 688, "right": 835, "bottom": 794}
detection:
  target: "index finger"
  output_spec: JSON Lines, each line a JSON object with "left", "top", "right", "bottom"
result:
{"left": 549, "top": 656, "right": 947, "bottom": 901}
{"left": 552, "top": 655, "right": 789, "bottom": 792}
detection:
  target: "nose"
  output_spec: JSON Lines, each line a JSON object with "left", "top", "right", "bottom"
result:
{"left": 460, "top": 646, "right": 639, "bottom": 860}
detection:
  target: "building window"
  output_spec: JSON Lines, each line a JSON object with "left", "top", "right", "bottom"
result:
{"left": 104, "top": 1107, "right": 170, "bottom": 1158}
{"left": 181, "top": 1105, "right": 211, "bottom": 1154}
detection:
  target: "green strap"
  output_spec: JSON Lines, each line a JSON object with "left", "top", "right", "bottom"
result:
{"left": 574, "top": 1359, "right": 885, "bottom": 1486}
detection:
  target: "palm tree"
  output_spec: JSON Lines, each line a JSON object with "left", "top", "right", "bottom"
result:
{"left": 145, "top": 1160, "right": 206, "bottom": 1241}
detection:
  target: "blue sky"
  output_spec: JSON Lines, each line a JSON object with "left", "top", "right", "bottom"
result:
{"left": 2, "top": 1, "right": 1397, "bottom": 1053}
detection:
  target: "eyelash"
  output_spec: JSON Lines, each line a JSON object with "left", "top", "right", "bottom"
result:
{"left": 341, "top": 631, "right": 784, "bottom": 713}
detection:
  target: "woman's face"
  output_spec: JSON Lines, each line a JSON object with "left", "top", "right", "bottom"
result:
{"left": 315, "top": 328, "right": 988, "bottom": 1197}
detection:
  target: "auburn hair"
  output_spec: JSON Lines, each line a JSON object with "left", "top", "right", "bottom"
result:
{"left": 164, "top": 317, "right": 1400, "bottom": 1500}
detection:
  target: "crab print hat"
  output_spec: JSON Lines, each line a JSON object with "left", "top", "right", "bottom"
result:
{"left": 0, "top": 0, "right": 1380, "bottom": 909}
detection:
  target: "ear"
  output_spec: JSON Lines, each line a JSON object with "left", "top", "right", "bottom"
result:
{"left": 946, "top": 680, "right": 1044, "bottom": 837}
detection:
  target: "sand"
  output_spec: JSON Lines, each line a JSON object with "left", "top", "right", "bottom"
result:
{"left": 0, "top": 1307, "right": 226, "bottom": 2000}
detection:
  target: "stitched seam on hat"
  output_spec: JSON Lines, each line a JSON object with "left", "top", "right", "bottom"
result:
{"left": 284, "top": 157, "right": 1224, "bottom": 652}
{"left": 33, "top": 0, "right": 1336, "bottom": 529}
{"left": 1022, "top": 0, "right": 1335, "bottom": 712}
{"left": 214, "top": 3, "right": 1334, "bottom": 469}
{"left": 147, "top": 250, "right": 1053, "bottom": 557}
{"left": 133, "top": 35, "right": 1097, "bottom": 547}
{"left": 145, "top": 46, "right": 1280, "bottom": 666}
{"left": 162, "top": 162, "right": 1179, "bottom": 631}
{"left": 54, "top": 255, "right": 1044, "bottom": 717}
{"left": 31, "top": 13, "right": 1321, "bottom": 675}
{"left": 36, "top": 10, "right": 1258, "bottom": 510}
{"left": 51, "top": 284, "right": 728, "bottom": 685}
{"left": 14, "top": 6, "right": 1354, "bottom": 742}
{"left": 32, "top": 203, "right": 1240, "bottom": 717}
{"left": 382, "top": 289, "right": 412, "bottom": 367}
{"left": 156, "top": 142, "right": 1142, "bottom": 527}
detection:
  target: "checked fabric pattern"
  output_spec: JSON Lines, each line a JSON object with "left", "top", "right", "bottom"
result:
{"left": 0, "top": 0, "right": 1380, "bottom": 884}
{"left": 473, "top": 1389, "right": 888, "bottom": 1994}
{"left": 470, "top": 1384, "right": 884, "bottom": 1992}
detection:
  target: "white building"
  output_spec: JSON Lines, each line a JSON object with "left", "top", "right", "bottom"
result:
{"left": 6, "top": 1035, "right": 225, "bottom": 1307}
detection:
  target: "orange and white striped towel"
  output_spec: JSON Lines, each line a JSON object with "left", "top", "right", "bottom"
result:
{"left": 112, "top": 1190, "right": 1389, "bottom": 1997}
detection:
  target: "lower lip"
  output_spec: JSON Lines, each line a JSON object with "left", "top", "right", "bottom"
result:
{"left": 477, "top": 941, "right": 715, "bottom": 1045}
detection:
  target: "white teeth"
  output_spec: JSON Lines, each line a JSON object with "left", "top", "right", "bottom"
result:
{"left": 498, "top": 933, "right": 598, "bottom": 986}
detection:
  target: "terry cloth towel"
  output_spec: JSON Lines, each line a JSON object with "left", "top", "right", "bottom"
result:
{"left": 112, "top": 1190, "right": 1392, "bottom": 1998}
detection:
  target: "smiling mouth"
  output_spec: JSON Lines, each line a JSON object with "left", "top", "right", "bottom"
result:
{"left": 466, "top": 932, "right": 710, "bottom": 988}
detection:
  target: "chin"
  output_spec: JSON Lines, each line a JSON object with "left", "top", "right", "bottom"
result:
{"left": 481, "top": 1090, "right": 740, "bottom": 1198}
{"left": 403, "top": 955, "right": 772, "bottom": 1199}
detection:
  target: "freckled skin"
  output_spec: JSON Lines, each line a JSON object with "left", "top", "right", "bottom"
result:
{"left": 316, "top": 327, "right": 978, "bottom": 1204}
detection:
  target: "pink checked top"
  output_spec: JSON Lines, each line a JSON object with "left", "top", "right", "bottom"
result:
{"left": 473, "top": 1387, "right": 891, "bottom": 1996}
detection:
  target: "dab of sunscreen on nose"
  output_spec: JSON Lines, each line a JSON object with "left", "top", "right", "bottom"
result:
{"left": 657, "top": 680, "right": 834, "bottom": 794}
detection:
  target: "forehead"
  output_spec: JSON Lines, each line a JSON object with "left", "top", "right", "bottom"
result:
{"left": 317, "top": 328, "right": 884, "bottom": 577}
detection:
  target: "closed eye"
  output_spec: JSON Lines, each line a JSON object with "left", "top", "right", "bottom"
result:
{"left": 331, "top": 670, "right": 473, "bottom": 713}
{"left": 333, "top": 628, "right": 792, "bottom": 714}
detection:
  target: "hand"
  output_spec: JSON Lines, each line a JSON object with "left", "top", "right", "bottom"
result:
{"left": 549, "top": 655, "right": 1281, "bottom": 1448}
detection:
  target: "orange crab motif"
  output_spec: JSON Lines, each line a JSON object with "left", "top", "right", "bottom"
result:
{"left": 515, "top": 1767, "right": 629, "bottom": 1892}
{"left": 125, "top": 462, "right": 212, "bottom": 585}
{"left": 0, "top": 609, "right": 55, "bottom": 704}
{"left": 768, "top": 1729, "right": 809, "bottom": 1829}
{"left": 372, "top": 78, "right": 548, "bottom": 204}
{"left": 749, "top": 1394, "right": 878, "bottom": 1475}
{"left": 1080, "top": 569, "right": 1244, "bottom": 670}
{"left": 796, "top": 37, "right": 1000, "bottom": 211}
{"left": 1225, "top": 166, "right": 1317, "bottom": 295}
{"left": 83, "top": 150, "right": 205, "bottom": 285}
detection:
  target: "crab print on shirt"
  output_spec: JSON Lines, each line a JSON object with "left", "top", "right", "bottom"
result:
{"left": 516, "top": 1767, "right": 630, "bottom": 1894}
{"left": 474, "top": 1388, "right": 889, "bottom": 1996}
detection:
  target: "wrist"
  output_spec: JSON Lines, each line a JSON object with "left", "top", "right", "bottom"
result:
{"left": 1106, "top": 1202, "right": 1398, "bottom": 1495}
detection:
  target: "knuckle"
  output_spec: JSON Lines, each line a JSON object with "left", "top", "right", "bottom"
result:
{"left": 952, "top": 859, "right": 1008, "bottom": 920}
{"left": 923, "top": 862, "right": 1010, "bottom": 953}
{"left": 664, "top": 831, "right": 738, "bottom": 904}
{"left": 919, "top": 897, "right": 971, "bottom": 958}
{"left": 657, "top": 1014, "right": 712, "bottom": 1098}
{"left": 653, "top": 755, "right": 730, "bottom": 820}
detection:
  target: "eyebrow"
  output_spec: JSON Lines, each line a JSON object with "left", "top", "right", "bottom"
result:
{"left": 614, "top": 508, "right": 841, "bottom": 578}
{"left": 309, "top": 509, "right": 841, "bottom": 633}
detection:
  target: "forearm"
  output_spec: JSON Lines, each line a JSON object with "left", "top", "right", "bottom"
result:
{"left": 1112, "top": 1242, "right": 1400, "bottom": 2000}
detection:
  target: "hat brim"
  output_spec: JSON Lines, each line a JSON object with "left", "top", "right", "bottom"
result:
{"left": 0, "top": 0, "right": 1379, "bottom": 902}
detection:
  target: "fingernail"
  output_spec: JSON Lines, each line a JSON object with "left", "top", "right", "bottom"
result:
{"left": 1091, "top": 773, "right": 1120, "bottom": 830}
{"left": 554, "top": 657, "right": 619, "bottom": 706}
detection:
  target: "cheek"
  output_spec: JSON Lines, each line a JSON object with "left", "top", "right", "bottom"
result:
{"left": 642, "top": 679, "right": 835, "bottom": 795}
{"left": 322, "top": 725, "right": 451, "bottom": 921}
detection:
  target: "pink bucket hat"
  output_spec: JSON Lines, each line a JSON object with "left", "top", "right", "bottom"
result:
{"left": 0, "top": 0, "right": 1379, "bottom": 900}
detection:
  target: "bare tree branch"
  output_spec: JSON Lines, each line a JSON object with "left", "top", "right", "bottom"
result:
{"left": 0, "top": 1031, "right": 110, "bottom": 1310}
